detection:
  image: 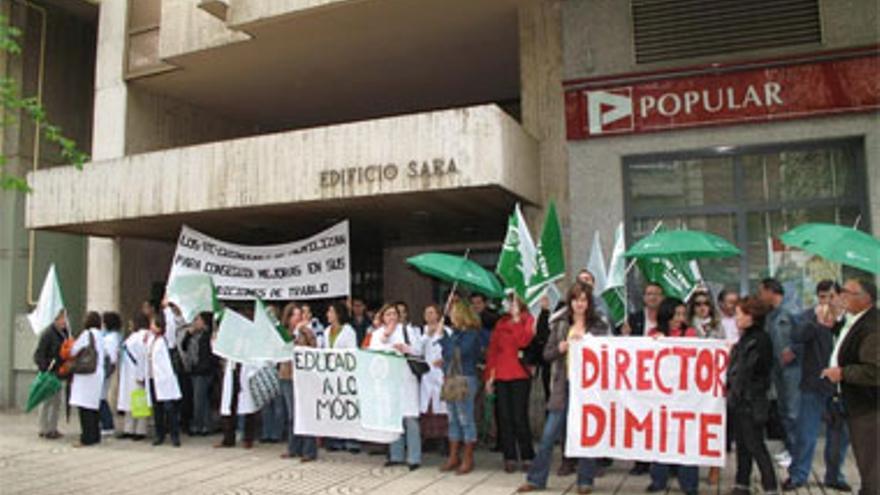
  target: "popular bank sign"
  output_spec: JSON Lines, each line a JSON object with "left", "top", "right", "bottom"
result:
{"left": 564, "top": 49, "right": 880, "bottom": 139}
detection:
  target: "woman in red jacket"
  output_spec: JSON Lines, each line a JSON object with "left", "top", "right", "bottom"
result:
{"left": 485, "top": 294, "right": 536, "bottom": 472}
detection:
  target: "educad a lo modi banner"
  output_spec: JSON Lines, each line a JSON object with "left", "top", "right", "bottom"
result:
{"left": 168, "top": 221, "right": 350, "bottom": 300}
{"left": 566, "top": 336, "right": 729, "bottom": 467}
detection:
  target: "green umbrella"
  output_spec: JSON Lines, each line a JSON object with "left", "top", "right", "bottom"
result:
{"left": 25, "top": 370, "right": 62, "bottom": 413}
{"left": 406, "top": 252, "right": 504, "bottom": 299}
{"left": 779, "top": 223, "right": 880, "bottom": 274}
{"left": 625, "top": 229, "right": 741, "bottom": 259}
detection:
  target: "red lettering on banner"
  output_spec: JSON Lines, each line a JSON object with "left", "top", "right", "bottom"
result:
{"left": 695, "top": 349, "right": 714, "bottom": 393}
{"left": 673, "top": 347, "right": 697, "bottom": 390}
{"left": 659, "top": 405, "right": 669, "bottom": 454}
{"left": 714, "top": 349, "right": 729, "bottom": 397}
{"left": 654, "top": 348, "right": 673, "bottom": 395}
{"left": 582, "top": 347, "right": 600, "bottom": 389}
{"left": 609, "top": 401, "right": 617, "bottom": 448}
{"left": 636, "top": 350, "right": 653, "bottom": 391}
{"left": 671, "top": 411, "right": 696, "bottom": 455}
{"left": 581, "top": 404, "right": 606, "bottom": 447}
{"left": 601, "top": 344, "right": 610, "bottom": 389}
{"left": 615, "top": 349, "right": 632, "bottom": 390}
{"left": 700, "top": 413, "right": 723, "bottom": 458}
{"left": 624, "top": 409, "right": 653, "bottom": 450}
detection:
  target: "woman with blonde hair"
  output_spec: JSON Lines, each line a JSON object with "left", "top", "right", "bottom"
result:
{"left": 367, "top": 303, "right": 424, "bottom": 470}
{"left": 439, "top": 300, "right": 483, "bottom": 475}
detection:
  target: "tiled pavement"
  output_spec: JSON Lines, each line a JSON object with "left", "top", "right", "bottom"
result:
{"left": 0, "top": 411, "right": 861, "bottom": 494}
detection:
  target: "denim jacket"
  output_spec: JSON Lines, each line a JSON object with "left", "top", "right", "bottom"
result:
{"left": 440, "top": 329, "right": 482, "bottom": 377}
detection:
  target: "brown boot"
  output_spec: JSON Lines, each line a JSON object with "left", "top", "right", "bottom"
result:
{"left": 440, "top": 441, "right": 461, "bottom": 472}
{"left": 708, "top": 467, "right": 720, "bottom": 485}
{"left": 456, "top": 443, "right": 475, "bottom": 475}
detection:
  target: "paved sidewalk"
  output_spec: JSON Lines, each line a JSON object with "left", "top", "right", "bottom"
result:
{"left": 0, "top": 411, "right": 860, "bottom": 494}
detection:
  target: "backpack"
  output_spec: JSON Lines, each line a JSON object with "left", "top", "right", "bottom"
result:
{"left": 69, "top": 330, "right": 98, "bottom": 374}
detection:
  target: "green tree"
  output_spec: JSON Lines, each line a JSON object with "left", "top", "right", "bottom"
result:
{"left": 0, "top": 14, "right": 87, "bottom": 192}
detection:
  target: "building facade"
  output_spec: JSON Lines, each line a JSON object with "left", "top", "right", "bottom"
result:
{"left": 2, "top": 0, "right": 877, "bottom": 409}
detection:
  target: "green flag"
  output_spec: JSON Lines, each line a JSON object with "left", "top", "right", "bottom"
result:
{"left": 601, "top": 223, "right": 627, "bottom": 326}
{"left": 526, "top": 201, "right": 566, "bottom": 305}
{"left": 255, "top": 298, "right": 292, "bottom": 343}
{"left": 166, "top": 273, "right": 217, "bottom": 323}
{"left": 496, "top": 204, "right": 536, "bottom": 300}
{"left": 637, "top": 255, "right": 700, "bottom": 301}
{"left": 27, "top": 264, "right": 65, "bottom": 335}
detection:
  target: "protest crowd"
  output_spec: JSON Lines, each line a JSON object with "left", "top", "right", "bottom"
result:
{"left": 27, "top": 214, "right": 879, "bottom": 495}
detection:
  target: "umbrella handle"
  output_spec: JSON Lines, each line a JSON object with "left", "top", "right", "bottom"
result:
{"left": 441, "top": 248, "right": 471, "bottom": 320}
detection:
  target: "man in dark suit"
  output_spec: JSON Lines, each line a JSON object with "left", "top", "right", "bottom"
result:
{"left": 616, "top": 282, "right": 664, "bottom": 337}
{"left": 822, "top": 278, "right": 878, "bottom": 495}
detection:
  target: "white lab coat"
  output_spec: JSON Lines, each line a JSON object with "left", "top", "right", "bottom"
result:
{"left": 117, "top": 329, "right": 149, "bottom": 412}
{"left": 367, "top": 323, "right": 422, "bottom": 418}
{"left": 419, "top": 326, "right": 451, "bottom": 415}
{"left": 69, "top": 328, "right": 106, "bottom": 411}
{"left": 100, "top": 330, "right": 121, "bottom": 400}
{"left": 147, "top": 333, "right": 182, "bottom": 401}
{"left": 220, "top": 361, "right": 259, "bottom": 416}
{"left": 324, "top": 323, "right": 357, "bottom": 349}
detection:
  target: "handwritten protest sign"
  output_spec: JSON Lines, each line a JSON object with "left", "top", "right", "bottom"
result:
{"left": 566, "top": 337, "right": 729, "bottom": 467}
{"left": 169, "top": 221, "right": 350, "bottom": 300}
{"left": 293, "top": 348, "right": 402, "bottom": 443}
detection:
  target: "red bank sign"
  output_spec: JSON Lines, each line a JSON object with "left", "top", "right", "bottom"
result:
{"left": 564, "top": 50, "right": 880, "bottom": 139}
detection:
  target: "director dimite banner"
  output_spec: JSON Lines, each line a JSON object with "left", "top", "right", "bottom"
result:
{"left": 168, "top": 221, "right": 350, "bottom": 301}
{"left": 566, "top": 336, "right": 729, "bottom": 467}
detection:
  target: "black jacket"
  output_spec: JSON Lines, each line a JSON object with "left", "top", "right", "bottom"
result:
{"left": 836, "top": 307, "right": 879, "bottom": 418}
{"left": 614, "top": 310, "right": 648, "bottom": 336}
{"left": 181, "top": 329, "right": 214, "bottom": 376}
{"left": 791, "top": 308, "right": 835, "bottom": 397}
{"left": 727, "top": 325, "right": 774, "bottom": 414}
{"left": 33, "top": 323, "right": 69, "bottom": 374}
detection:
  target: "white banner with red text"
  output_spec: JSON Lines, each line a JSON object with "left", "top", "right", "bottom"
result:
{"left": 565, "top": 336, "right": 729, "bottom": 467}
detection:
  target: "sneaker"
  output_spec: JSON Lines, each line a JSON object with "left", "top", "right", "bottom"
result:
{"left": 101, "top": 429, "right": 114, "bottom": 437}
{"left": 824, "top": 481, "right": 853, "bottom": 492}
{"left": 775, "top": 451, "right": 792, "bottom": 468}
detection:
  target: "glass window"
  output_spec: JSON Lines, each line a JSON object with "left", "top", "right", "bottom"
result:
{"left": 625, "top": 139, "right": 867, "bottom": 307}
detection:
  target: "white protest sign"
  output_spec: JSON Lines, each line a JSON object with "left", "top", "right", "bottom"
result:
{"left": 293, "top": 348, "right": 402, "bottom": 443}
{"left": 566, "top": 337, "right": 728, "bottom": 467}
{"left": 169, "top": 221, "right": 350, "bottom": 300}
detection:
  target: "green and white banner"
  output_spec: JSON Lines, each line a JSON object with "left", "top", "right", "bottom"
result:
{"left": 293, "top": 348, "right": 403, "bottom": 443}
{"left": 212, "top": 302, "right": 293, "bottom": 364}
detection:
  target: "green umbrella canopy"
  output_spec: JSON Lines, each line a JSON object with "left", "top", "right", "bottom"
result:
{"left": 25, "top": 370, "right": 62, "bottom": 413}
{"left": 625, "top": 229, "right": 741, "bottom": 260}
{"left": 406, "top": 252, "right": 504, "bottom": 299}
{"left": 780, "top": 223, "right": 880, "bottom": 274}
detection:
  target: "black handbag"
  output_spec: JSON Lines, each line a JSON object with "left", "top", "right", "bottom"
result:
{"left": 402, "top": 325, "right": 430, "bottom": 378}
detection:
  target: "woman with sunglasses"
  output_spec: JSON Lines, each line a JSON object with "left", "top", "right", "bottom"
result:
{"left": 688, "top": 290, "right": 723, "bottom": 339}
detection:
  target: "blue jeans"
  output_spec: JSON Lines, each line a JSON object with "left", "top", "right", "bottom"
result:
{"left": 527, "top": 409, "right": 596, "bottom": 489}
{"left": 790, "top": 393, "right": 850, "bottom": 485}
{"left": 447, "top": 376, "right": 478, "bottom": 443}
{"left": 326, "top": 437, "right": 361, "bottom": 451}
{"left": 191, "top": 375, "right": 213, "bottom": 434}
{"left": 99, "top": 399, "right": 114, "bottom": 431}
{"left": 773, "top": 366, "right": 801, "bottom": 454}
{"left": 650, "top": 463, "right": 698, "bottom": 494}
{"left": 261, "top": 393, "right": 286, "bottom": 441}
{"left": 282, "top": 379, "right": 316, "bottom": 458}
{"left": 390, "top": 416, "right": 421, "bottom": 465}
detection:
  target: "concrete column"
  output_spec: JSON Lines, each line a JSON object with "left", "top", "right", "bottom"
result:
{"left": 518, "top": 0, "right": 570, "bottom": 269}
{"left": 86, "top": 0, "right": 128, "bottom": 313}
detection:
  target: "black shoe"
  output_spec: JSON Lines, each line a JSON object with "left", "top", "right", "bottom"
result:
{"left": 348, "top": 448, "right": 361, "bottom": 454}
{"left": 152, "top": 438, "right": 165, "bottom": 446}
{"left": 384, "top": 461, "right": 404, "bottom": 467}
{"left": 782, "top": 479, "right": 804, "bottom": 491}
{"left": 630, "top": 463, "right": 650, "bottom": 476}
{"left": 645, "top": 484, "right": 665, "bottom": 493}
{"left": 172, "top": 438, "right": 181, "bottom": 447}
{"left": 131, "top": 434, "right": 145, "bottom": 441}
{"left": 824, "top": 481, "right": 853, "bottom": 492}
{"left": 408, "top": 464, "right": 420, "bottom": 471}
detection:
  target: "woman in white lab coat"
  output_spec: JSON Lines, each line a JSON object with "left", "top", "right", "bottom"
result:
{"left": 419, "top": 304, "right": 451, "bottom": 445}
{"left": 69, "top": 312, "right": 106, "bottom": 447}
{"left": 323, "top": 301, "right": 360, "bottom": 453}
{"left": 146, "top": 311, "right": 182, "bottom": 446}
{"left": 367, "top": 303, "right": 423, "bottom": 470}
{"left": 98, "top": 311, "right": 122, "bottom": 435}
{"left": 117, "top": 313, "right": 151, "bottom": 440}
{"left": 217, "top": 359, "right": 260, "bottom": 448}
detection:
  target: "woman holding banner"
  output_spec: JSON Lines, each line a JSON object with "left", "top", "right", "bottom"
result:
{"left": 517, "top": 282, "right": 605, "bottom": 494}
{"left": 727, "top": 297, "right": 778, "bottom": 495}
{"left": 323, "top": 301, "right": 360, "bottom": 453}
{"left": 646, "top": 298, "right": 699, "bottom": 495}
{"left": 438, "top": 301, "right": 481, "bottom": 475}
{"left": 367, "top": 303, "right": 423, "bottom": 471}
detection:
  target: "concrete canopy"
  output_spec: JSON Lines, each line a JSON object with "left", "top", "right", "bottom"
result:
{"left": 26, "top": 104, "right": 540, "bottom": 244}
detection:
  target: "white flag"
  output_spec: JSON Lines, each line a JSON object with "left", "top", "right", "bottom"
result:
{"left": 28, "top": 264, "right": 65, "bottom": 335}
{"left": 586, "top": 231, "right": 608, "bottom": 293}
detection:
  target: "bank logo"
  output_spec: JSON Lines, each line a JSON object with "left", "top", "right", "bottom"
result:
{"left": 586, "top": 88, "right": 634, "bottom": 135}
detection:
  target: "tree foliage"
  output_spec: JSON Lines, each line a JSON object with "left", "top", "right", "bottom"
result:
{"left": 0, "top": 14, "right": 88, "bottom": 192}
